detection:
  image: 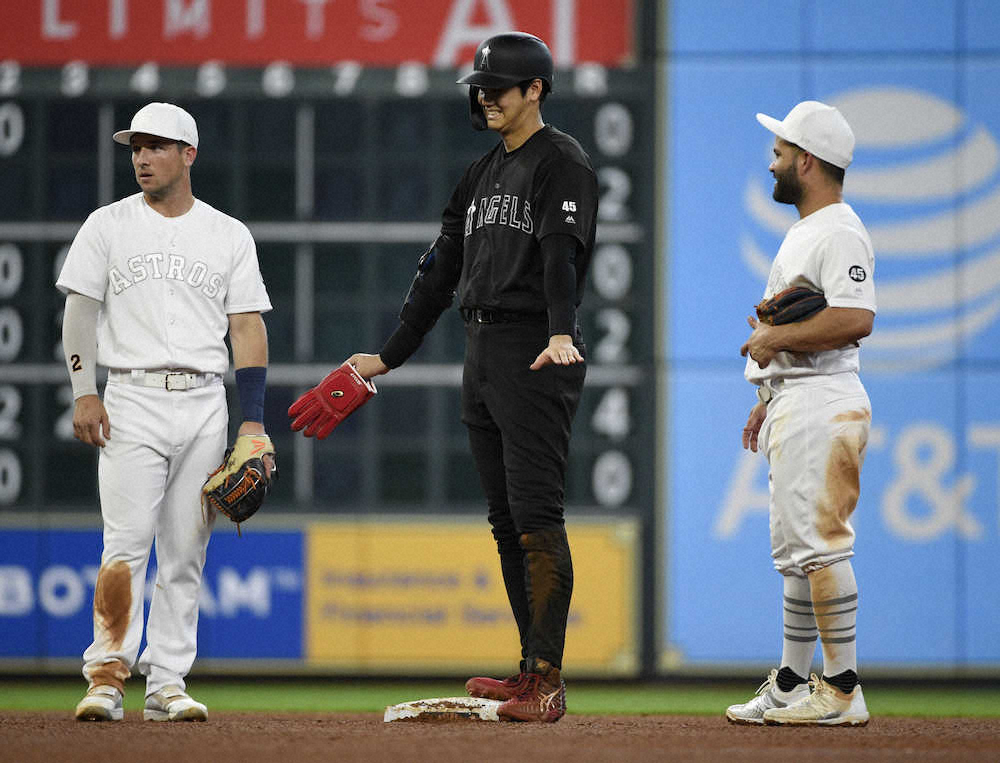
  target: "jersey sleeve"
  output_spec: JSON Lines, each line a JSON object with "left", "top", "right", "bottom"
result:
{"left": 441, "top": 165, "right": 474, "bottom": 240}
{"left": 225, "top": 222, "right": 272, "bottom": 314}
{"left": 380, "top": 171, "right": 470, "bottom": 369}
{"left": 532, "top": 157, "right": 598, "bottom": 245}
{"left": 817, "top": 228, "right": 876, "bottom": 314}
{"left": 56, "top": 209, "right": 110, "bottom": 300}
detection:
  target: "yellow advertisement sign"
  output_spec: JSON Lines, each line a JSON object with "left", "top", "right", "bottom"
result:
{"left": 305, "top": 517, "right": 638, "bottom": 675}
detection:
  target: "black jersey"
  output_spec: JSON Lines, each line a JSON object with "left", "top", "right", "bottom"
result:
{"left": 441, "top": 125, "right": 598, "bottom": 314}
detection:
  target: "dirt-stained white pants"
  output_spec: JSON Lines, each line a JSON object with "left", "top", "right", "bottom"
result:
{"left": 758, "top": 372, "right": 871, "bottom": 575}
{"left": 82, "top": 378, "right": 227, "bottom": 697}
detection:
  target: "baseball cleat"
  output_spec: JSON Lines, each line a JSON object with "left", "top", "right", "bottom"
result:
{"left": 725, "top": 669, "right": 810, "bottom": 725}
{"left": 143, "top": 685, "right": 208, "bottom": 721}
{"left": 763, "top": 674, "right": 869, "bottom": 726}
{"left": 75, "top": 685, "right": 124, "bottom": 722}
{"left": 466, "top": 671, "right": 530, "bottom": 701}
{"left": 496, "top": 660, "right": 566, "bottom": 723}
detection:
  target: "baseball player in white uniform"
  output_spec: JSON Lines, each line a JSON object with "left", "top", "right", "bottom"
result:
{"left": 727, "top": 101, "right": 875, "bottom": 726}
{"left": 58, "top": 103, "right": 272, "bottom": 722}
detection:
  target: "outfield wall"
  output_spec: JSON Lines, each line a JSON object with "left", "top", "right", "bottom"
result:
{"left": 2, "top": 0, "right": 1000, "bottom": 678}
{"left": 660, "top": 0, "right": 1000, "bottom": 671}
{"left": 0, "top": 517, "right": 638, "bottom": 676}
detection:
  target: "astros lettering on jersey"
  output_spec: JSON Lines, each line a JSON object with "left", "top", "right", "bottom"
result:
{"left": 57, "top": 193, "right": 271, "bottom": 375}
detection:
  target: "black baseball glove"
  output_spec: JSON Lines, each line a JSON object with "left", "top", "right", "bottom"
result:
{"left": 755, "top": 286, "right": 827, "bottom": 325}
{"left": 202, "top": 434, "right": 276, "bottom": 534}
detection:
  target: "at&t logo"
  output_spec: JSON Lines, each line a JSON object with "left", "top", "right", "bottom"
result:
{"left": 743, "top": 87, "right": 1000, "bottom": 375}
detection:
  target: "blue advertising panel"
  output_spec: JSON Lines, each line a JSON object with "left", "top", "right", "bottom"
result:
{"left": 811, "top": 0, "right": 956, "bottom": 53}
{"left": 963, "top": 370, "right": 1000, "bottom": 663}
{"left": 196, "top": 530, "right": 304, "bottom": 659}
{"left": 0, "top": 528, "right": 303, "bottom": 660}
{"left": 966, "top": 0, "right": 1000, "bottom": 51}
{"left": 664, "top": 0, "right": 1000, "bottom": 669}
{"left": 0, "top": 530, "right": 95, "bottom": 658}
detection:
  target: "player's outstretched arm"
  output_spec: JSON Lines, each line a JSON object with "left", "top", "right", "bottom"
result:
{"left": 345, "top": 353, "right": 389, "bottom": 380}
{"left": 378, "top": 234, "right": 463, "bottom": 369}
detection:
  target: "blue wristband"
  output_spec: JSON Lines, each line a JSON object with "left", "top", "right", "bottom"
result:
{"left": 235, "top": 366, "right": 267, "bottom": 423}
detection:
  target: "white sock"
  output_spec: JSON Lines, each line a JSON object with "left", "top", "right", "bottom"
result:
{"left": 809, "top": 560, "right": 858, "bottom": 679}
{"left": 780, "top": 573, "right": 817, "bottom": 680}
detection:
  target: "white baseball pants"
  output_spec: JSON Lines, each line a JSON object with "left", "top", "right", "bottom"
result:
{"left": 759, "top": 372, "right": 871, "bottom": 575}
{"left": 82, "top": 379, "right": 227, "bottom": 696}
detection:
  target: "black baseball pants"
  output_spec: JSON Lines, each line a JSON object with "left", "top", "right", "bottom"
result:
{"left": 461, "top": 317, "right": 585, "bottom": 670}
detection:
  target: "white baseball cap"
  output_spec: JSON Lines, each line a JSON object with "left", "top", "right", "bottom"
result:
{"left": 756, "top": 100, "right": 854, "bottom": 169}
{"left": 113, "top": 102, "right": 199, "bottom": 148}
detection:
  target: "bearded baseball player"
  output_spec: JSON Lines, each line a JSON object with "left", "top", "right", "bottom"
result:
{"left": 729, "top": 101, "right": 875, "bottom": 726}
{"left": 58, "top": 102, "right": 273, "bottom": 722}
{"left": 339, "top": 32, "right": 597, "bottom": 722}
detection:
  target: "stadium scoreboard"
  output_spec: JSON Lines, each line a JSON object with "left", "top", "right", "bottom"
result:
{"left": 0, "top": 59, "right": 655, "bottom": 520}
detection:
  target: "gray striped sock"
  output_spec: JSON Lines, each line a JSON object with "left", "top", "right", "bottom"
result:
{"left": 810, "top": 561, "right": 858, "bottom": 677}
{"left": 780, "top": 574, "right": 817, "bottom": 678}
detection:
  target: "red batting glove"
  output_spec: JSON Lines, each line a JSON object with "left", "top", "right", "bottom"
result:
{"left": 288, "top": 363, "right": 377, "bottom": 440}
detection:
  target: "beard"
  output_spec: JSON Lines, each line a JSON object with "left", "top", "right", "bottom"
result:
{"left": 772, "top": 164, "right": 803, "bottom": 205}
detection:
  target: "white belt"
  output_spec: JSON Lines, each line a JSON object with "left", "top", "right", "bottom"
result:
{"left": 107, "top": 369, "right": 221, "bottom": 391}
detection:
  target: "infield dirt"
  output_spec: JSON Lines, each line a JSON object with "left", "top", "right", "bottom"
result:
{"left": 2, "top": 712, "right": 998, "bottom": 762}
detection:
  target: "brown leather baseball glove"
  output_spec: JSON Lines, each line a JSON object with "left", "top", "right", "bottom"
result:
{"left": 755, "top": 286, "right": 827, "bottom": 325}
{"left": 202, "top": 434, "right": 276, "bottom": 534}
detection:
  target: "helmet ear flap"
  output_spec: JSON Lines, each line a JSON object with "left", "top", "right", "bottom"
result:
{"left": 468, "top": 86, "right": 487, "bottom": 131}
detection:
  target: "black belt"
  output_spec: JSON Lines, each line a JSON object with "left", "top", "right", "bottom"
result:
{"left": 461, "top": 307, "right": 546, "bottom": 324}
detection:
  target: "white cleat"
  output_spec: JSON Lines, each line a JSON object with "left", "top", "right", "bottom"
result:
{"left": 725, "top": 669, "right": 810, "bottom": 725}
{"left": 143, "top": 685, "right": 208, "bottom": 722}
{"left": 763, "top": 674, "right": 870, "bottom": 726}
{"left": 75, "top": 685, "right": 124, "bottom": 722}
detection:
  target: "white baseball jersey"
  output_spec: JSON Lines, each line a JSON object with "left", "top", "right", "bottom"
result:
{"left": 57, "top": 192, "right": 271, "bottom": 375}
{"left": 745, "top": 202, "right": 876, "bottom": 385}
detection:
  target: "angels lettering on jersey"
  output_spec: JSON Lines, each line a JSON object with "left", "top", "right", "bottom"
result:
{"left": 465, "top": 194, "right": 534, "bottom": 237}
{"left": 107, "top": 251, "right": 225, "bottom": 298}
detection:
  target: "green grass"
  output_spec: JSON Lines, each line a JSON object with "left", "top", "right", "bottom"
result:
{"left": 4, "top": 680, "right": 999, "bottom": 718}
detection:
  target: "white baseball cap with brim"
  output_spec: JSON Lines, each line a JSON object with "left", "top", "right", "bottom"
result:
{"left": 756, "top": 100, "right": 854, "bottom": 169}
{"left": 113, "top": 102, "right": 199, "bottom": 148}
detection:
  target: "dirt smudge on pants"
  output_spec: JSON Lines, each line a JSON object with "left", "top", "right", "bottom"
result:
{"left": 88, "top": 658, "right": 130, "bottom": 693}
{"left": 521, "top": 532, "right": 558, "bottom": 622}
{"left": 816, "top": 409, "right": 870, "bottom": 545}
{"left": 94, "top": 560, "right": 131, "bottom": 651}
{"left": 519, "top": 530, "right": 574, "bottom": 666}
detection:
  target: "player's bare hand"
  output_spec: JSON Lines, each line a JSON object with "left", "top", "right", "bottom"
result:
{"left": 73, "top": 394, "right": 110, "bottom": 447}
{"left": 530, "top": 335, "right": 583, "bottom": 370}
{"left": 742, "top": 401, "right": 768, "bottom": 453}
{"left": 741, "top": 315, "right": 779, "bottom": 369}
{"left": 346, "top": 353, "right": 389, "bottom": 380}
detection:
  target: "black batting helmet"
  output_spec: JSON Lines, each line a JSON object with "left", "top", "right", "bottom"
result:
{"left": 456, "top": 32, "right": 554, "bottom": 130}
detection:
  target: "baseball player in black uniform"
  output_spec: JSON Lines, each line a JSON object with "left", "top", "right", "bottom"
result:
{"left": 347, "top": 32, "right": 597, "bottom": 723}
